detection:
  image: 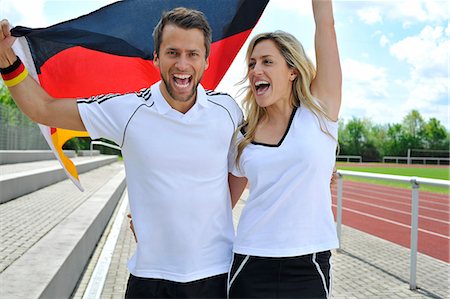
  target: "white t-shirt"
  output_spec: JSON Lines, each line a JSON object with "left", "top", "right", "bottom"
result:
{"left": 232, "top": 106, "right": 339, "bottom": 257}
{"left": 78, "top": 81, "right": 243, "bottom": 282}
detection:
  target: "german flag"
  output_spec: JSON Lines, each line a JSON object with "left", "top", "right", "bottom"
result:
{"left": 10, "top": 0, "right": 269, "bottom": 190}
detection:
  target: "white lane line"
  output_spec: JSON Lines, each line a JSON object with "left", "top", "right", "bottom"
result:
{"left": 333, "top": 189, "right": 450, "bottom": 214}
{"left": 333, "top": 196, "right": 450, "bottom": 225}
{"left": 333, "top": 204, "right": 450, "bottom": 240}
{"left": 83, "top": 190, "right": 129, "bottom": 299}
{"left": 336, "top": 186, "right": 450, "bottom": 208}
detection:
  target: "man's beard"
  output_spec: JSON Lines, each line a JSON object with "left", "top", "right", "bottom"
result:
{"left": 161, "top": 75, "right": 202, "bottom": 103}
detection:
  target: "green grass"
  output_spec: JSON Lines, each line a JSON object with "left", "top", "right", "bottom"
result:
{"left": 336, "top": 163, "right": 449, "bottom": 195}
{"left": 336, "top": 164, "right": 449, "bottom": 180}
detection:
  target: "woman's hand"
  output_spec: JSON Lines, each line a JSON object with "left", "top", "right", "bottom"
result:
{"left": 127, "top": 213, "right": 137, "bottom": 242}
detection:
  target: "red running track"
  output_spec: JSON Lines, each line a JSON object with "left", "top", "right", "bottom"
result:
{"left": 331, "top": 181, "right": 450, "bottom": 263}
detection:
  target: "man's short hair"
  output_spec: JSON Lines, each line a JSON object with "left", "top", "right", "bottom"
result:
{"left": 153, "top": 7, "right": 212, "bottom": 58}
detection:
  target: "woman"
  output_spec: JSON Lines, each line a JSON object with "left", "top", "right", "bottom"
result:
{"left": 227, "top": 0, "right": 341, "bottom": 298}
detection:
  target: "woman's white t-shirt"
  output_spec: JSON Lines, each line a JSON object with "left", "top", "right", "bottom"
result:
{"left": 232, "top": 106, "right": 339, "bottom": 257}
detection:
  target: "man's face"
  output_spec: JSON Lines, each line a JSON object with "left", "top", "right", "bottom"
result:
{"left": 154, "top": 24, "right": 209, "bottom": 109}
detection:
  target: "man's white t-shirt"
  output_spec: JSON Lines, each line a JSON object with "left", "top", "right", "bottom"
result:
{"left": 78, "top": 81, "right": 243, "bottom": 282}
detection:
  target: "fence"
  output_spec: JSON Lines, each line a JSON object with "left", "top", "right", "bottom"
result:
{"left": 335, "top": 170, "right": 450, "bottom": 290}
{"left": 383, "top": 156, "right": 450, "bottom": 165}
{"left": 336, "top": 155, "right": 362, "bottom": 163}
{"left": 90, "top": 140, "right": 121, "bottom": 156}
{"left": 0, "top": 104, "right": 49, "bottom": 150}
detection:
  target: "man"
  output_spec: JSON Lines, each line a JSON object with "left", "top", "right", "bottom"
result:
{"left": 0, "top": 8, "right": 243, "bottom": 298}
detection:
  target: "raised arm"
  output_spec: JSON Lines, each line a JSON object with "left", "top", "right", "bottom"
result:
{"left": 0, "top": 20, "right": 85, "bottom": 131}
{"left": 310, "top": 0, "right": 342, "bottom": 121}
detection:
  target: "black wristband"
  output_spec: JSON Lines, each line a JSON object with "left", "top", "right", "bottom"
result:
{"left": 0, "top": 56, "right": 22, "bottom": 75}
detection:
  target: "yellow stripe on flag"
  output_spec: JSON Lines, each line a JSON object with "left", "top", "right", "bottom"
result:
{"left": 51, "top": 128, "right": 90, "bottom": 181}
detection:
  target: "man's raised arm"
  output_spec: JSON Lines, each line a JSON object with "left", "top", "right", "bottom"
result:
{"left": 0, "top": 19, "right": 85, "bottom": 131}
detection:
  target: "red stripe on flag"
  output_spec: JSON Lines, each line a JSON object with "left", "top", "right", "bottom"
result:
{"left": 38, "top": 30, "right": 253, "bottom": 97}
{"left": 38, "top": 47, "right": 160, "bottom": 98}
{"left": 2, "top": 63, "right": 25, "bottom": 80}
{"left": 202, "top": 29, "right": 252, "bottom": 89}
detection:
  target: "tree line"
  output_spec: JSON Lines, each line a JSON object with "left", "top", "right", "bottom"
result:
{"left": 338, "top": 110, "right": 449, "bottom": 162}
{"left": 1, "top": 85, "right": 449, "bottom": 160}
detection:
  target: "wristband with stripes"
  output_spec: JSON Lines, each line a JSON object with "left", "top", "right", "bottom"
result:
{"left": 0, "top": 56, "right": 28, "bottom": 87}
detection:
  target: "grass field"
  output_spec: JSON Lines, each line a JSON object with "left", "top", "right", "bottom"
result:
{"left": 336, "top": 163, "right": 449, "bottom": 194}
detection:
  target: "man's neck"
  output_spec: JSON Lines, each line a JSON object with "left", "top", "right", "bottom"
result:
{"left": 167, "top": 97, "right": 196, "bottom": 114}
{"left": 159, "top": 84, "right": 197, "bottom": 114}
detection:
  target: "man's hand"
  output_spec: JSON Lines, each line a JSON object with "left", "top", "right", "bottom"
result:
{"left": 0, "top": 19, "right": 18, "bottom": 68}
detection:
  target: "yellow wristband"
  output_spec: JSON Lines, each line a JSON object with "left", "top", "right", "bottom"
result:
{"left": 3, "top": 68, "right": 28, "bottom": 87}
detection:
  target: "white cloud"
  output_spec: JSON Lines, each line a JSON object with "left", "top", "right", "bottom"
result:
{"left": 349, "top": 1, "right": 448, "bottom": 26}
{"left": 389, "top": 0, "right": 429, "bottom": 24}
{"left": 0, "top": 0, "right": 47, "bottom": 27}
{"left": 340, "top": 58, "right": 397, "bottom": 124}
{"left": 343, "top": 58, "right": 389, "bottom": 96}
{"left": 379, "top": 35, "right": 389, "bottom": 47}
{"left": 357, "top": 7, "right": 383, "bottom": 25}
{"left": 272, "top": 0, "right": 312, "bottom": 16}
{"left": 422, "top": 0, "right": 449, "bottom": 23}
{"left": 388, "top": 0, "right": 448, "bottom": 25}
{"left": 0, "top": 0, "right": 120, "bottom": 28}
{"left": 390, "top": 25, "right": 449, "bottom": 78}
{"left": 389, "top": 24, "right": 449, "bottom": 127}
{"left": 394, "top": 76, "right": 448, "bottom": 129}
{"left": 402, "top": 77, "right": 448, "bottom": 108}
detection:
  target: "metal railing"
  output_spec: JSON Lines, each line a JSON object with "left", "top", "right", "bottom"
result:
{"left": 0, "top": 103, "right": 49, "bottom": 150}
{"left": 89, "top": 140, "right": 121, "bottom": 156}
{"left": 383, "top": 156, "right": 450, "bottom": 165}
{"left": 336, "top": 155, "right": 362, "bottom": 163}
{"left": 335, "top": 170, "right": 450, "bottom": 290}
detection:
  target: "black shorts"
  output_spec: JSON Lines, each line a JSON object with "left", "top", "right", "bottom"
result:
{"left": 125, "top": 273, "right": 227, "bottom": 298}
{"left": 228, "top": 251, "right": 332, "bottom": 299}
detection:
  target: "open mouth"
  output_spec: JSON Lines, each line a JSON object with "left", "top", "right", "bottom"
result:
{"left": 255, "top": 80, "right": 270, "bottom": 95}
{"left": 173, "top": 74, "right": 192, "bottom": 89}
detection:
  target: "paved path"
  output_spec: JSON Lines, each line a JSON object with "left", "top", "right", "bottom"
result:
{"left": 72, "top": 190, "right": 450, "bottom": 299}
{"left": 0, "top": 163, "right": 124, "bottom": 274}
{"left": 0, "top": 156, "right": 98, "bottom": 176}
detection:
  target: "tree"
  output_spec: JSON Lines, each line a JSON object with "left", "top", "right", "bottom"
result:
{"left": 0, "top": 84, "right": 16, "bottom": 108}
{"left": 385, "top": 123, "right": 406, "bottom": 156}
{"left": 339, "top": 117, "right": 366, "bottom": 155}
{"left": 370, "top": 124, "right": 389, "bottom": 157}
{"left": 402, "top": 110, "right": 425, "bottom": 138}
{"left": 401, "top": 110, "right": 425, "bottom": 150}
{"left": 422, "top": 118, "right": 449, "bottom": 150}
{"left": 338, "top": 118, "right": 381, "bottom": 161}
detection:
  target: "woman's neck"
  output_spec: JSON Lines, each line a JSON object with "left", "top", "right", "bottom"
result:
{"left": 264, "top": 99, "right": 295, "bottom": 125}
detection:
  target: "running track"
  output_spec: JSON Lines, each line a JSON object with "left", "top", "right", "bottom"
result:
{"left": 331, "top": 181, "right": 450, "bottom": 263}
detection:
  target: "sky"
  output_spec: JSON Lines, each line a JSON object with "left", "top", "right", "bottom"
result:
{"left": 1, "top": 0, "right": 449, "bottom": 129}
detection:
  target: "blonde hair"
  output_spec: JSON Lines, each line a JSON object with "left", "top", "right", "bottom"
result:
{"left": 235, "top": 31, "right": 336, "bottom": 165}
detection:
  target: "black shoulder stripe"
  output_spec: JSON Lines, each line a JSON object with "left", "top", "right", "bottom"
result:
{"left": 135, "top": 87, "right": 152, "bottom": 101}
{"left": 120, "top": 101, "right": 154, "bottom": 148}
{"left": 207, "top": 99, "right": 236, "bottom": 131}
{"left": 205, "top": 90, "right": 230, "bottom": 97}
{"left": 98, "top": 93, "right": 122, "bottom": 104}
{"left": 77, "top": 93, "right": 122, "bottom": 104}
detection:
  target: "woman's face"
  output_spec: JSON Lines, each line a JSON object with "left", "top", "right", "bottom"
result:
{"left": 248, "top": 39, "right": 296, "bottom": 108}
